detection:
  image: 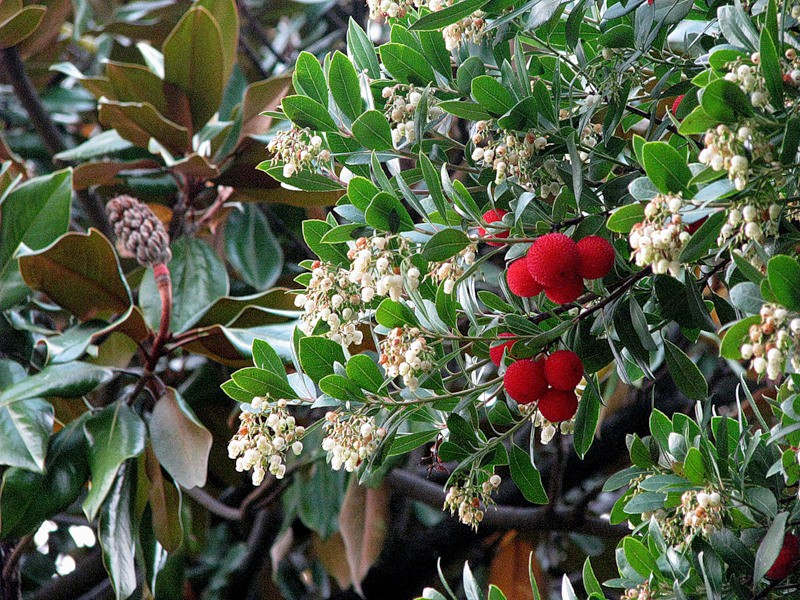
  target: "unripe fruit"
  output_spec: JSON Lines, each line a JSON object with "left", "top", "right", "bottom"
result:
{"left": 478, "top": 209, "right": 509, "bottom": 246}
{"left": 544, "top": 277, "right": 584, "bottom": 305}
{"left": 766, "top": 532, "right": 799, "bottom": 580}
{"left": 504, "top": 359, "right": 548, "bottom": 404}
{"left": 490, "top": 333, "right": 516, "bottom": 366}
{"left": 537, "top": 388, "right": 579, "bottom": 422}
{"left": 527, "top": 232, "right": 580, "bottom": 288}
{"left": 576, "top": 236, "right": 615, "bottom": 279}
{"left": 544, "top": 350, "right": 584, "bottom": 390}
{"left": 507, "top": 259, "right": 544, "bottom": 297}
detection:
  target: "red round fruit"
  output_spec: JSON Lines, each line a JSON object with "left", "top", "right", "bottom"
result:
{"left": 671, "top": 94, "right": 685, "bottom": 114}
{"left": 537, "top": 388, "right": 579, "bottom": 422}
{"left": 544, "top": 277, "right": 584, "bottom": 305}
{"left": 526, "top": 233, "right": 581, "bottom": 287}
{"left": 490, "top": 333, "right": 516, "bottom": 367}
{"left": 576, "top": 235, "right": 615, "bottom": 280}
{"left": 478, "top": 208, "right": 509, "bottom": 246}
{"left": 544, "top": 350, "right": 584, "bottom": 391}
{"left": 766, "top": 532, "right": 799, "bottom": 580}
{"left": 504, "top": 359, "right": 548, "bottom": 405}
{"left": 507, "top": 259, "right": 544, "bottom": 297}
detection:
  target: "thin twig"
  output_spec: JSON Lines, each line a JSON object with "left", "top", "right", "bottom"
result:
{"left": 1, "top": 535, "right": 32, "bottom": 584}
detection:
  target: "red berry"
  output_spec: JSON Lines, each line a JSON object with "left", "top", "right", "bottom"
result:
{"left": 478, "top": 209, "right": 509, "bottom": 246}
{"left": 544, "top": 277, "right": 584, "bottom": 305}
{"left": 671, "top": 94, "right": 685, "bottom": 114}
{"left": 766, "top": 533, "right": 799, "bottom": 580}
{"left": 685, "top": 215, "right": 707, "bottom": 235}
{"left": 537, "top": 388, "right": 579, "bottom": 422}
{"left": 544, "top": 350, "right": 584, "bottom": 390}
{"left": 576, "top": 235, "right": 615, "bottom": 279}
{"left": 526, "top": 233, "right": 581, "bottom": 287}
{"left": 507, "top": 259, "right": 544, "bottom": 297}
{"left": 504, "top": 359, "right": 548, "bottom": 405}
{"left": 490, "top": 333, "right": 516, "bottom": 366}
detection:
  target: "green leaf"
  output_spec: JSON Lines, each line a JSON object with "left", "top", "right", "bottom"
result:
{"left": 83, "top": 404, "right": 146, "bottom": 521}
{"left": 409, "top": 0, "right": 489, "bottom": 29}
{"left": 347, "top": 18, "right": 381, "bottom": 80}
{"left": 642, "top": 142, "right": 692, "bottom": 196}
{"left": 700, "top": 78, "right": 752, "bottom": 124}
{"left": 508, "top": 443, "right": 547, "bottom": 504}
{"left": 456, "top": 56, "right": 486, "bottom": 95}
{"left": 471, "top": 75, "right": 515, "bottom": 116}
{"left": 754, "top": 512, "right": 789, "bottom": 582}
{"left": 389, "top": 429, "right": 439, "bottom": 456}
{"left": 98, "top": 464, "right": 137, "bottom": 600}
{"left": 0, "top": 6, "right": 45, "bottom": 48}
{"left": 139, "top": 237, "right": 230, "bottom": 333}
{"left": 329, "top": 51, "right": 363, "bottom": 121}
{"left": 375, "top": 298, "right": 418, "bottom": 328}
{"left": 302, "top": 219, "right": 350, "bottom": 265}
{"left": 0, "top": 360, "right": 53, "bottom": 473}
{"left": 379, "top": 43, "right": 436, "bottom": 86}
{"left": 437, "top": 100, "right": 493, "bottom": 121}
{"left": 365, "top": 191, "right": 415, "bottom": 233}
{"left": 419, "top": 29, "right": 452, "bottom": 78}
{"left": 225, "top": 204, "right": 283, "bottom": 290}
{"left": 352, "top": 110, "right": 393, "bottom": 151}
{"left": 582, "top": 558, "right": 603, "bottom": 596}
{"left": 281, "top": 94, "right": 339, "bottom": 132}
{"left": 678, "top": 210, "right": 725, "bottom": 263}
{"left": 252, "top": 338, "right": 285, "bottom": 376}
{"left": 18, "top": 229, "right": 132, "bottom": 321}
{"left": 684, "top": 446, "right": 705, "bottom": 485}
{"left": 780, "top": 117, "right": 800, "bottom": 165}
{"left": 293, "top": 51, "right": 328, "bottom": 107}
{"left": 623, "top": 537, "right": 660, "bottom": 577}
{"left": 767, "top": 255, "right": 800, "bottom": 311}
{"left": 607, "top": 203, "right": 644, "bottom": 233}
{"left": 422, "top": 229, "right": 470, "bottom": 261}
{"left": 0, "top": 362, "right": 113, "bottom": 410}
{"left": 760, "top": 0, "right": 783, "bottom": 109}
{"left": 319, "top": 374, "right": 364, "bottom": 401}
{"left": 163, "top": 6, "right": 225, "bottom": 129}
{"left": 0, "top": 168, "right": 72, "bottom": 280}
{"left": 419, "top": 152, "right": 448, "bottom": 218}
{"left": 231, "top": 367, "right": 298, "bottom": 400}
{"left": 149, "top": 388, "right": 212, "bottom": 489}
{"left": 678, "top": 105, "right": 719, "bottom": 135}
{"left": 720, "top": 315, "right": 760, "bottom": 359}
{"left": 663, "top": 340, "right": 707, "bottom": 400}
{"left": 573, "top": 375, "right": 601, "bottom": 458}
{"left": 260, "top": 164, "right": 345, "bottom": 192}
{"left": 298, "top": 336, "right": 346, "bottom": 382}
{"left": 487, "top": 584, "right": 507, "bottom": 600}
{"left": 346, "top": 355, "right": 383, "bottom": 393}
{"left": 599, "top": 24, "right": 635, "bottom": 48}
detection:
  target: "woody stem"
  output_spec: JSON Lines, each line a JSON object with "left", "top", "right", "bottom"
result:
{"left": 146, "top": 263, "right": 173, "bottom": 373}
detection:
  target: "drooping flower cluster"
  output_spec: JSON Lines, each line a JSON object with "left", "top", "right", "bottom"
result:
{"left": 531, "top": 392, "right": 578, "bottom": 444}
{"left": 366, "top": 0, "right": 416, "bottom": 20}
{"left": 321, "top": 412, "right": 385, "bottom": 472}
{"left": 471, "top": 122, "right": 555, "bottom": 190}
{"left": 295, "top": 260, "right": 364, "bottom": 347}
{"left": 578, "top": 123, "right": 602, "bottom": 162}
{"left": 718, "top": 202, "right": 781, "bottom": 267}
{"left": 621, "top": 583, "right": 655, "bottom": 600}
{"left": 741, "top": 303, "right": 800, "bottom": 380}
{"left": 228, "top": 397, "right": 305, "bottom": 485}
{"left": 267, "top": 127, "right": 331, "bottom": 178}
{"left": 725, "top": 58, "right": 770, "bottom": 109}
{"left": 444, "top": 473, "right": 501, "bottom": 530}
{"left": 678, "top": 488, "right": 725, "bottom": 541}
{"left": 347, "top": 235, "right": 418, "bottom": 303}
{"left": 442, "top": 11, "right": 487, "bottom": 51}
{"left": 429, "top": 243, "right": 477, "bottom": 294}
{"left": 381, "top": 85, "right": 442, "bottom": 146}
{"left": 379, "top": 326, "right": 436, "bottom": 391}
{"left": 629, "top": 194, "right": 690, "bottom": 276}
{"left": 698, "top": 124, "right": 772, "bottom": 191}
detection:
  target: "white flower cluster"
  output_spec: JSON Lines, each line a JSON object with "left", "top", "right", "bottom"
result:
{"left": 725, "top": 58, "right": 770, "bottom": 109}
{"left": 366, "top": 0, "right": 417, "bottom": 20}
{"left": 228, "top": 397, "right": 305, "bottom": 485}
{"left": 347, "top": 235, "right": 419, "bottom": 303}
{"left": 741, "top": 303, "right": 800, "bottom": 380}
{"left": 629, "top": 194, "right": 690, "bottom": 276}
{"left": 698, "top": 124, "right": 770, "bottom": 191}
{"left": 295, "top": 260, "right": 365, "bottom": 347}
{"left": 718, "top": 202, "right": 780, "bottom": 267}
{"left": 321, "top": 412, "right": 385, "bottom": 472}
{"left": 471, "top": 122, "right": 556, "bottom": 191}
{"left": 442, "top": 11, "right": 487, "bottom": 51}
{"left": 267, "top": 127, "right": 331, "bottom": 179}
{"left": 532, "top": 408, "right": 576, "bottom": 445}
{"left": 428, "top": 243, "right": 477, "bottom": 293}
{"left": 444, "top": 474, "right": 501, "bottom": 530}
{"left": 379, "top": 326, "right": 435, "bottom": 391}
{"left": 679, "top": 489, "right": 724, "bottom": 541}
{"left": 578, "top": 123, "right": 602, "bottom": 162}
{"left": 381, "top": 85, "right": 442, "bottom": 146}
{"left": 622, "top": 583, "right": 655, "bottom": 600}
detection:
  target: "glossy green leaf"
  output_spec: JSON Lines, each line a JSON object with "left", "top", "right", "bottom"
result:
{"left": 365, "top": 191, "right": 414, "bottom": 233}
{"left": 409, "top": 0, "right": 489, "bottom": 29}
{"left": 422, "top": 229, "right": 470, "bottom": 261}
{"left": 607, "top": 203, "right": 644, "bottom": 233}
{"left": 754, "top": 512, "right": 788, "bottom": 582}
{"left": 508, "top": 443, "right": 547, "bottom": 504}
{"left": 767, "top": 255, "right": 800, "bottom": 311}
{"left": 0, "top": 362, "right": 113, "bottom": 410}
{"left": 346, "top": 355, "right": 383, "bottom": 393}
{"left": 225, "top": 204, "right": 283, "bottom": 290}
{"left": 471, "top": 75, "right": 515, "bottom": 116}
{"left": 98, "top": 463, "right": 137, "bottom": 600}
{"left": 293, "top": 51, "right": 328, "bottom": 107}
{"left": 352, "top": 110, "right": 393, "bottom": 151}
{"left": 379, "top": 43, "right": 436, "bottom": 86}
{"left": 298, "top": 336, "right": 346, "bottom": 382}
{"left": 347, "top": 18, "right": 380, "bottom": 79}
{"left": 282, "top": 94, "right": 338, "bottom": 132}
{"left": 330, "top": 50, "right": 363, "bottom": 121}
{"left": 700, "top": 78, "right": 752, "bottom": 124}
{"left": 642, "top": 142, "right": 692, "bottom": 196}
{"left": 663, "top": 340, "right": 707, "bottom": 400}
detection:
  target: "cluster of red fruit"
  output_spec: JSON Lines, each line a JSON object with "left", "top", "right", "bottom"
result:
{"left": 767, "top": 532, "right": 799, "bottom": 580}
{"left": 477, "top": 209, "right": 615, "bottom": 305}
{"left": 491, "top": 340, "right": 584, "bottom": 422}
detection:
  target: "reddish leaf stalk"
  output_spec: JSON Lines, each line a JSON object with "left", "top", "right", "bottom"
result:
{"left": 146, "top": 262, "right": 173, "bottom": 373}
